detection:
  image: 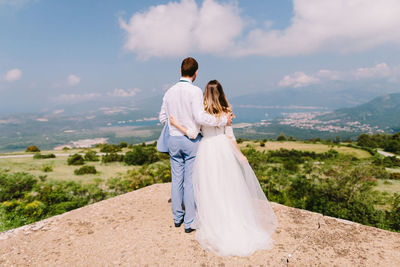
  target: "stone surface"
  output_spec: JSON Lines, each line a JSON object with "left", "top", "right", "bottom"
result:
{"left": 0, "top": 183, "right": 399, "bottom": 266}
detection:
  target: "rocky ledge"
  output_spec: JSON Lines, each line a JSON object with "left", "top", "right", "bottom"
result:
{"left": 0, "top": 183, "right": 399, "bottom": 266}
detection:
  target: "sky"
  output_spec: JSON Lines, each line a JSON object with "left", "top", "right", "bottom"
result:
{"left": 1, "top": 0, "right": 400, "bottom": 114}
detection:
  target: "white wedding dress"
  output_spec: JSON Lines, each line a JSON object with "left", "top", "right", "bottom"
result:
{"left": 192, "top": 125, "right": 278, "bottom": 257}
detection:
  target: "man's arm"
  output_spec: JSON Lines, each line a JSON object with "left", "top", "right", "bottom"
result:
{"left": 191, "top": 88, "right": 228, "bottom": 127}
{"left": 159, "top": 96, "right": 167, "bottom": 124}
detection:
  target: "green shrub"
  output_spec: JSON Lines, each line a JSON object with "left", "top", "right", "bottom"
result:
{"left": 283, "top": 160, "right": 299, "bottom": 172}
{"left": 384, "top": 140, "right": 400, "bottom": 154}
{"left": 25, "top": 145, "right": 40, "bottom": 152}
{"left": 277, "top": 134, "right": 287, "bottom": 141}
{"left": 33, "top": 153, "right": 56, "bottom": 159}
{"left": 260, "top": 142, "right": 265, "bottom": 147}
{"left": 74, "top": 165, "right": 97, "bottom": 175}
{"left": 236, "top": 138, "right": 243, "bottom": 144}
{"left": 382, "top": 156, "right": 400, "bottom": 168}
{"left": 67, "top": 154, "right": 84, "bottom": 165}
{"left": 99, "top": 144, "right": 122, "bottom": 153}
{"left": 390, "top": 173, "right": 400, "bottom": 180}
{"left": 0, "top": 172, "right": 37, "bottom": 201}
{"left": 124, "top": 145, "right": 159, "bottom": 165}
{"left": 101, "top": 153, "right": 124, "bottom": 163}
{"left": 84, "top": 150, "right": 99, "bottom": 161}
{"left": 106, "top": 161, "right": 171, "bottom": 195}
{"left": 41, "top": 164, "right": 53, "bottom": 173}
{"left": 387, "top": 194, "right": 400, "bottom": 231}
{"left": 0, "top": 171, "right": 111, "bottom": 231}
{"left": 119, "top": 142, "right": 128, "bottom": 148}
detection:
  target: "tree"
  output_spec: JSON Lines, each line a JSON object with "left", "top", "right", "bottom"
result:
{"left": 33, "top": 153, "right": 56, "bottom": 159}
{"left": 277, "top": 134, "right": 287, "bottom": 141}
{"left": 74, "top": 165, "right": 97, "bottom": 175}
{"left": 67, "top": 154, "right": 85, "bottom": 165}
{"left": 119, "top": 142, "right": 128, "bottom": 148}
{"left": 357, "top": 134, "right": 377, "bottom": 148}
{"left": 101, "top": 153, "right": 124, "bottom": 163}
{"left": 384, "top": 140, "right": 400, "bottom": 154}
{"left": 84, "top": 150, "right": 99, "bottom": 162}
{"left": 99, "top": 144, "right": 122, "bottom": 153}
{"left": 26, "top": 145, "right": 40, "bottom": 152}
{"left": 124, "top": 145, "right": 159, "bottom": 165}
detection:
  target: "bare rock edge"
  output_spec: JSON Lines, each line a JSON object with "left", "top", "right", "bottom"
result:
{"left": 1, "top": 183, "right": 399, "bottom": 266}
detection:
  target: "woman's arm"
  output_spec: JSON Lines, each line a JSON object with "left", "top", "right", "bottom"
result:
{"left": 169, "top": 116, "right": 198, "bottom": 139}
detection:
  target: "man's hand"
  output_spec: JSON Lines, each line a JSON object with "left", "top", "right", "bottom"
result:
{"left": 226, "top": 112, "right": 233, "bottom": 126}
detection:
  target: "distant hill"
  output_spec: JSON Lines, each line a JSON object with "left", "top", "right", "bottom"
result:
{"left": 317, "top": 93, "right": 400, "bottom": 132}
{"left": 230, "top": 86, "right": 397, "bottom": 109}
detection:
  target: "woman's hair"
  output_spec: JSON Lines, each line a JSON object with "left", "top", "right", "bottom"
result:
{"left": 204, "top": 80, "right": 232, "bottom": 117}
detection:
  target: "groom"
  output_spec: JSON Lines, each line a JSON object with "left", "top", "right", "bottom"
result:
{"left": 159, "top": 57, "right": 232, "bottom": 233}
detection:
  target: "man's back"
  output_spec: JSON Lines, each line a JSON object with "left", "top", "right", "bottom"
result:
{"left": 160, "top": 78, "right": 203, "bottom": 136}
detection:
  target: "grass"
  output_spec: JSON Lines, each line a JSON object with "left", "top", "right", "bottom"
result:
{"left": 239, "top": 140, "right": 372, "bottom": 159}
{"left": 0, "top": 150, "right": 136, "bottom": 184}
{"left": 1, "top": 142, "right": 397, "bottom": 197}
{"left": 375, "top": 179, "right": 400, "bottom": 195}
{"left": 386, "top": 168, "right": 400, "bottom": 173}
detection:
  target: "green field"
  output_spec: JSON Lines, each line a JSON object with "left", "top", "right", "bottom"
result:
{"left": 1, "top": 141, "right": 399, "bottom": 195}
{"left": 239, "top": 140, "right": 372, "bottom": 159}
{"left": 238, "top": 140, "right": 400, "bottom": 196}
{"left": 0, "top": 148, "right": 136, "bottom": 184}
{"left": 1, "top": 140, "right": 399, "bottom": 233}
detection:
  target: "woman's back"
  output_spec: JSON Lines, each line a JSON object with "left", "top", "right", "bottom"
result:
{"left": 201, "top": 125, "right": 226, "bottom": 138}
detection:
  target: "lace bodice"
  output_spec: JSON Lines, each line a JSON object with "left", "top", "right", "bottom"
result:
{"left": 201, "top": 125, "right": 225, "bottom": 137}
{"left": 201, "top": 125, "right": 235, "bottom": 141}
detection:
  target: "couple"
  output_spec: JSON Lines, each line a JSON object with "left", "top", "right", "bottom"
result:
{"left": 158, "top": 57, "right": 277, "bottom": 257}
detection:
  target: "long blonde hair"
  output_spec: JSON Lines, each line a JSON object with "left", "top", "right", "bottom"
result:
{"left": 204, "top": 80, "right": 232, "bottom": 117}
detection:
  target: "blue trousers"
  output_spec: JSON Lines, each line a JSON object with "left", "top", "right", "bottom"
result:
{"left": 168, "top": 134, "right": 201, "bottom": 229}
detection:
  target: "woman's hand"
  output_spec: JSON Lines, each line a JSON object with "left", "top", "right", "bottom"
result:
{"left": 169, "top": 115, "right": 177, "bottom": 126}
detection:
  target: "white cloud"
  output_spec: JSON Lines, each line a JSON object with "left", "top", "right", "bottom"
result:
{"left": 279, "top": 63, "right": 400, "bottom": 88}
{"left": 53, "top": 109, "right": 64, "bottom": 114}
{"left": 235, "top": 0, "right": 400, "bottom": 57}
{"left": 67, "top": 74, "right": 81, "bottom": 86}
{"left": 108, "top": 88, "right": 141, "bottom": 97}
{"left": 53, "top": 93, "right": 101, "bottom": 103}
{"left": 35, "top": 118, "right": 48, "bottom": 122}
{"left": 120, "top": 0, "right": 400, "bottom": 58}
{"left": 317, "top": 70, "right": 343, "bottom": 81}
{"left": 119, "top": 0, "right": 242, "bottom": 59}
{"left": 3, "top": 68, "right": 22, "bottom": 82}
{"left": 278, "top": 72, "right": 319, "bottom": 88}
{"left": 353, "top": 63, "right": 391, "bottom": 80}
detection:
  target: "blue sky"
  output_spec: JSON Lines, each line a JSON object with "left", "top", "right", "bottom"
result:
{"left": 1, "top": 0, "right": 400, "bottom": 114}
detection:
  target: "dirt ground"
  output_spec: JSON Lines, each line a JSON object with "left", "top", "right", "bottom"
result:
{"left": 1, "top": 183, "right": 399, "bottom": 266}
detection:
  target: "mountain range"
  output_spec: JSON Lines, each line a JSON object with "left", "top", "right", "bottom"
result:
{"left": 1, "top": 88, "right": 400, "bottom": 151}
{"left": 317, "top": 93, "right": 400, "bottom": 132}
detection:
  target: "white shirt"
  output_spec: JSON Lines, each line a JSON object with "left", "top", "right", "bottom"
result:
{"left": 159, "top": 77, "right": 227, "bottom": 136}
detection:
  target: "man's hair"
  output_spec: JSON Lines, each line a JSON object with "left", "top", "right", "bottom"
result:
{"left": 181, "top": 57, "right": 198, "bottom": 77}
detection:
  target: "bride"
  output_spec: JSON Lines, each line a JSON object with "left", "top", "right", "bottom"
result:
{"left": 169, "top": 80, "right": 278, "bottom": 257}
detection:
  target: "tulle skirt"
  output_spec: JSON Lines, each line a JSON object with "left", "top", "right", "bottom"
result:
{"left": 192, "top": 134, "right": 278, "bottom": 257}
